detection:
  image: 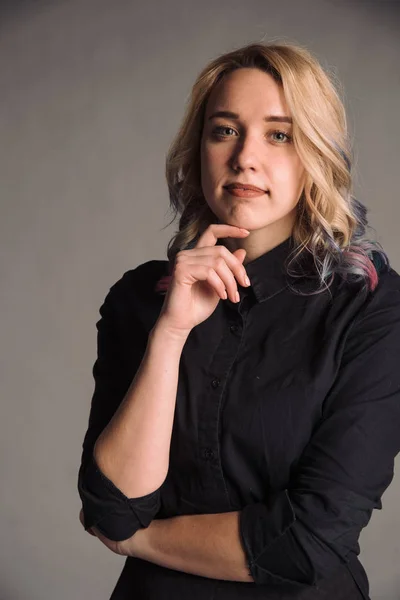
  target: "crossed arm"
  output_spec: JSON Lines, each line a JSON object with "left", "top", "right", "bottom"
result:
{"left": 80, "top": 508, "right": 253, "bottom": 582}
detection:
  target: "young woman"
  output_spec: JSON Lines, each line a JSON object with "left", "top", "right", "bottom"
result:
{"left": 78, "top": 42, "right": 400, "bottom": 599}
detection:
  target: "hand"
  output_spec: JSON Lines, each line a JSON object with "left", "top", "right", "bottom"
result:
{"left": 79, "top": 508, "right": 147, "bottom": 557}
{"left": 157, "top": 224, "right": 251, "bottom": 337}
{"left": 89, "top": 526, "right": 131, "bottom": 556}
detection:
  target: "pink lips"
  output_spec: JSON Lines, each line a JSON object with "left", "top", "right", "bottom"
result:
{"left": 224, "top": 187, "right": 266, "bottom": 198}
{"left": 223, "top": 183, "right": 268, "bottom": 198}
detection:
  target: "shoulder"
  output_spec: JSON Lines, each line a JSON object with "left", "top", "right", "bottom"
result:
{"left": 335, "top": 266, "right": 400, "bottom": 351}
{"left": 108, "top": 259, "right": 170, "bottom": 301}
{"left": 316, "top": 264, "right": 400, "bottom": 351}
{"left": 333, "top": 259, "right": 400, "bottom": 313}
{"left": 100, "top": 259, "right": 170, "bottom": 332}
{"left": 357, "top": 266, "right": 400, "bottom": 320}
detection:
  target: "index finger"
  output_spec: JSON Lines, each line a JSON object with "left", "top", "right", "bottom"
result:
{"left": 196, "top": 224, "right": 250, "bottom": 249}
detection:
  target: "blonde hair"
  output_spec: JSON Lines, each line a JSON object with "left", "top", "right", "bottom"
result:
{"left": 164, "top": 42, "right": 387, "bottom": 293}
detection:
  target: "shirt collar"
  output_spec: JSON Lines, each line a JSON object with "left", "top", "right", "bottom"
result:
{"left": 241, "top": 235, "right": 295, "bottom": 302}
{"left": 162, "top": 235, "right": 316, "bottom": 304}
{"left": 231, "top": 235, "right": 319, "bottom": 303}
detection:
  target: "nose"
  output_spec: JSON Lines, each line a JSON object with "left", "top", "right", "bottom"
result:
{"left": 230, "top": 133, "right": 262, "bottom": 173}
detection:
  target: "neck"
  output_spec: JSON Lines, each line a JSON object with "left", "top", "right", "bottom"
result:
{"left": 222, "top": 221, "right": 294, "bottom": 265}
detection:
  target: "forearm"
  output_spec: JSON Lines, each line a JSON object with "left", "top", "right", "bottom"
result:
{"left": 93, "top": 317, "right": 188, "bottom": 498}
{"left": 133, "top": 511, "right": 254, "bottom": 582}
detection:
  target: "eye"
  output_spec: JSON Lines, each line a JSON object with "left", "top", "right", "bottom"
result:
{"left": 212, "top": 125, "right": 238, "bottom": 138}
{"left": 270, "top": 130, "right": 292, "bottom": 144}
{"left": 211, "top": 125, "right": 293, "bottom": 144}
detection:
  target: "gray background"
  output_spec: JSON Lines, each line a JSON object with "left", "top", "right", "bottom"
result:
{"left": 1, "top": 1, "right": 399, "bottom": 598}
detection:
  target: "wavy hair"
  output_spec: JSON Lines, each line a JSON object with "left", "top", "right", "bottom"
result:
{"left": 162, "top": 42, "right": 388, "bottom": 294}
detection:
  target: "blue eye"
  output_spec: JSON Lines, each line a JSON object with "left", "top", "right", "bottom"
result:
{"left": 271, "top": 130, "right": 292, "bottom": 143}
{"left": 211, "top": 125, "right": 292, "bottom": 143}
{"left": 213, "top": 126, "right": 237, "bottom": 137}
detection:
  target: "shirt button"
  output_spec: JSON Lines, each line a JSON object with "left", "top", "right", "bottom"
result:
{"left": 211, "top": 378, "right": 220, "bottom": 389}
{"left": 230, "top": 324, "right": 238, "bottom": 333}
{"left": 203, "top": 448, "right": 215, "bottom": 460}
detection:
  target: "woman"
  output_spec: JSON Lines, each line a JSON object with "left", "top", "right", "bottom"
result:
{"left": 77, "top": 42, "right": 400, "bottom": 599}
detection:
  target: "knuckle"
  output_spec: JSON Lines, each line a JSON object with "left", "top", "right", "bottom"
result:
{"left": 215, "top": 256, "right": 225, "bottom": 269}
{"left": 220, "top": 246, "right": 236, "bottom": 268}
{"left": 215, "top": 245, "right": 229, "bottom": 260}
{"left": 220, "top": 245, "right": 231, "bottom": 258}
{"left": 175, "top": 251, "right": 188, "bottom": 262}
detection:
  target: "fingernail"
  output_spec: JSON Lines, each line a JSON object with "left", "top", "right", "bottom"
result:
{"left": 240, "top": 228, "right": 250, "bottom": 234}
{"left": 245, "top": 276, "right": 250, "bottom": 286}
{"left": 236, "top": 291, "right": 240, "bottom": 302}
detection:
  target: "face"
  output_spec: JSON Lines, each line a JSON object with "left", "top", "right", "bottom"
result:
{"left": 200, "top": 68, "right": 306, "bottom": 241}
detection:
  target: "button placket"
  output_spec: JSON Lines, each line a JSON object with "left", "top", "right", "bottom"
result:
{"left": 202, "top": 448, "right": 215, "bottom": 460}
{"left": 196, "top": 306, "right": 246, "bottom": 504}
{"left": 211, "top": 377, "right": 220, "bottom": 389}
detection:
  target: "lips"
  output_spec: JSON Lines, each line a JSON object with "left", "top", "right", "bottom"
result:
{"left": 224, "top": 183, "right": 268, "bottom": 193}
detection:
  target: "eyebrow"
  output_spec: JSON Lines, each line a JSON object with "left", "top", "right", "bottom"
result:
{"left": 208, "top": 110, "right": 293, "bottom": 124}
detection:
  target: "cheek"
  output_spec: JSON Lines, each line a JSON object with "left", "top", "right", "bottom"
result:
{"left": 274, "top": 158, "right": 305, "bottom": 192}
{"left": 200, "top": 145, "right": 210, "bottom": 182}
{"left": 201, "top": 147, "right": 221, "bottom": 186}
{"left": 200, "top": 155, "right": 218, "bottom": 199}
{"left": 202, "top": 138, "right": 228, "bottom": 167}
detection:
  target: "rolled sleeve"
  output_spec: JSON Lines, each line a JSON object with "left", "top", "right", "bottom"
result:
{"left": 240, "top": 284, "right": 400, "bottom": 586}
{"left": 240, "top": 490, "right": 315, "bottom": 586}
{"left": 77, "top": 268, "right": 162, "bottom": 541}
{"left": 78, "top": 453, "right": 161, "bottom": 541}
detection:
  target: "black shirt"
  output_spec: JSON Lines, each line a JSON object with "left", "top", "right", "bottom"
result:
{"left": 78, "top": 236, "right": 400, "bottom": 599}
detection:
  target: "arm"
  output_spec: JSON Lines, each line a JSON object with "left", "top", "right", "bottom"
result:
{"left": 93, "top": 320, "right": 186, "bottom": 499}
{"left": 78, "top": 266, "right": 188, "bottom": 541}
{"left": 237, "top": 285, "right": 400, "bottom": 586}
{"left": 131, "top": 512, "right": 254, "bottom": 582}
{"left": 90, "top": 510, "right": 254, "bottom": 582}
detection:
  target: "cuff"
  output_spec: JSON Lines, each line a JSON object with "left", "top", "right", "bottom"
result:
{"left": 78, "top": 453, "right": 161, "bottom": 541}
{"left": 239, "top": 489, "right": 317, "bottom": 587}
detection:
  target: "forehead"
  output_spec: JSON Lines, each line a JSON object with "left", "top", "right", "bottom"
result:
{"left": 204, "top": 68, "right": 290, "bottom": 118}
